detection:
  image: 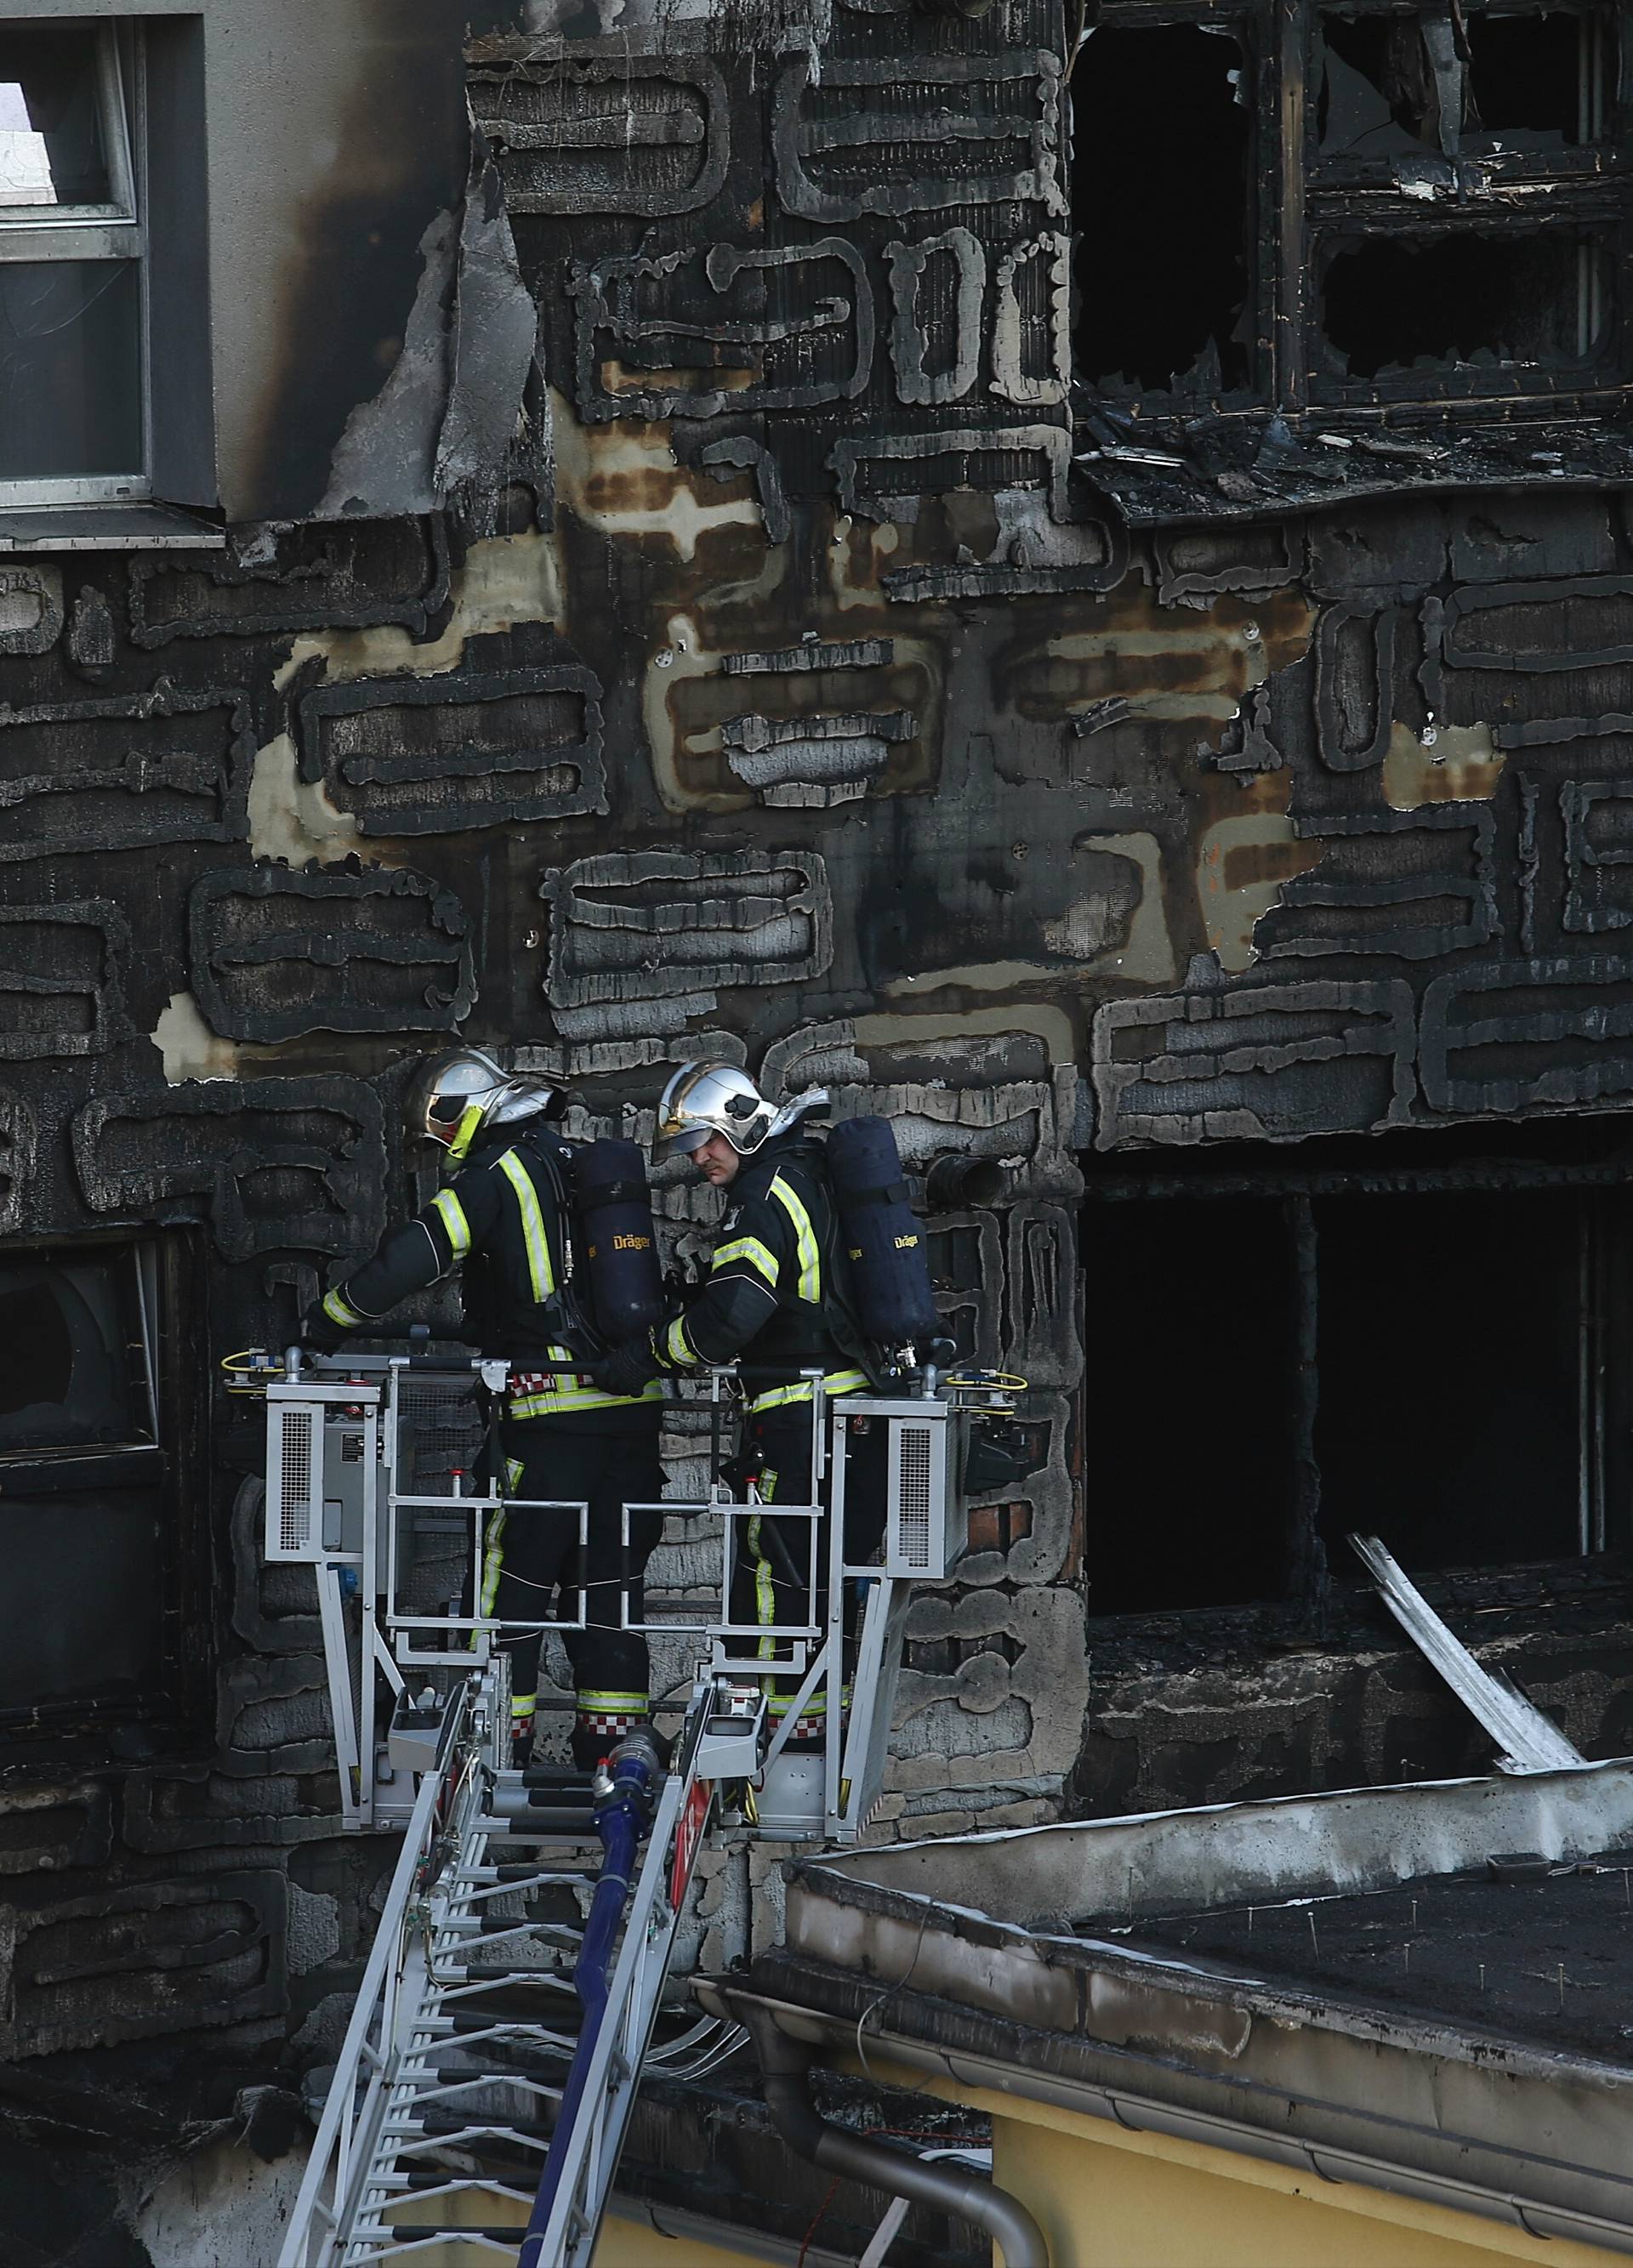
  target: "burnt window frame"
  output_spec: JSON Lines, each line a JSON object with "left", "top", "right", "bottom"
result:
{"left": 1068, "top": 0, "right": 1631, "bottom": 418}
{"left": 1301, "top": 0, "right": 1626, "bottom": 408}
{"left": 0, "top": 1224, "right": 211, "bottom": 1741}
{"left": 1070, "top": 0, "right": 1276, "bottom": 407}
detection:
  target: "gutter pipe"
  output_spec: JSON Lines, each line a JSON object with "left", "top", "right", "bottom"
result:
{"left": 713, "top": 1985, "right": 1633, "bottom": 2262}
{"left": 740, "top": 2002, "right": 1050, "bottom": 2268}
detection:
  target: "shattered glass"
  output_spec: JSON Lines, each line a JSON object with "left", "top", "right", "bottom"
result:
{"left": 1317, "top": 14, "right": 1444, "bottom": 158}
{"left": 1318, "top": 3, "right": 1608, "bottom": 162}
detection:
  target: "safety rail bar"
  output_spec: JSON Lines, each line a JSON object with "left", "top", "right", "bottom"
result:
{"left": 276, "top": 1674, "right": 491, "bottom": 2268}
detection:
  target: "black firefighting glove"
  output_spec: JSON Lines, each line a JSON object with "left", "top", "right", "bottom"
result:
{"left": 589, "top": 1340, "right": 660, "bottom": 1398}
{"left": 299, "top": 1304, "right": 347, "bottom": 1354}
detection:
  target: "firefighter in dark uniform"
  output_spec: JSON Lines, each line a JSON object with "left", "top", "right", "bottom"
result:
{"left": 591, "top": 1062, "right": 887, "bottom": 1749}
{"left": 301, "top": 1048, "right": 664, "bottom": 1770}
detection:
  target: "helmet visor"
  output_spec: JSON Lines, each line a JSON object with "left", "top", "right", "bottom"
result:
{"left": 659, "top": 1122, "right": 714, "bottom": 1157}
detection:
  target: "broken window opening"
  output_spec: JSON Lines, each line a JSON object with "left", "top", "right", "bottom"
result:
{"left": 0, "top": 1232, "right": 197, "bottom": 1729}
{"left": 1083, "top": 1197, "right": 1294, "bottom": 1613}
{"left": 1081, "top": 1164, "right": 1630, "bottom": 1618}
{"left": 1071, "top": 22, "right": 1255, "bottom": 399}
{"left": 1320, "top": 229, "right": 1607, "bottom": 383}
{"left": 0, "top": 1242, "right": 156, "bottom": 1456}
{"left": 1465, "top": 4, "right": 1607, "bottom": 149}
{"left": 1312, "top": 1188, "right": 1596, "bottom": 1572}
{"left": 1316, "top": 4, "right": 1609, "bottom": 162}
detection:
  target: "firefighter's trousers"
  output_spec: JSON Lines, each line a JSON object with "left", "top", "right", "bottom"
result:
{"left": 488, "top": 1419, "right": 664, "bottom": 1737}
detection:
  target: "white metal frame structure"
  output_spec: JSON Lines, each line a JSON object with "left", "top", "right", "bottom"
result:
{"left": 265, "top": 1354, "right": 589, "bottom": 1829}
{"left": 265, "top": 1349, "right": 1013, "bottom": 2266}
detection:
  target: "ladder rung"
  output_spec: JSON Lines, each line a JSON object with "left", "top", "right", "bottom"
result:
{"left": 516, "top": 1765, "right": 597, "bottom": 1794}
{"left": 470, "top": 1812, "right": 598, "bottom": 1838}
{"left": 415, "top": 2111, "right": 555, "bottom": 2141}
{"left": 367, "top": 2231, "right": 524, "bottom": 2255}
{"left": 395, "top": 2169, "right": 542, "bottom": 2193}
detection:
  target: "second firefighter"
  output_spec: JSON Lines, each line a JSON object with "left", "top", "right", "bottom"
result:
{"left": 591, "top": 1061, "right": 887, "bottom": 1748}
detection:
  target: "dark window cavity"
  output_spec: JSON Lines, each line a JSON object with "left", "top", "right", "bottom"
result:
{"left": 1316, "top": 4, "right": 1610, "bottom": 162}
{"left": 0, "top": 1236, "right": 196, "bottom": 1725}
{"left": 1081, "top": 1172, "right": 1628, "bottom": 1617}
{"left": 1321, "top": 229, "right": 1607, "bottom": 381}
{"left": 0, "top": 1244, "right": 156, "bottom": 1456}
{"left": 1071, "top": 23, "right": 1255, "bottom": 397}
{"left": 1313, "top": 1190, "right": 1589, "bottom": 1571}
{"left": 1083, "top": 1197, "right": 1294, "bottom": 1613}
{"left": 1466, "top": 5, "right": 1608, "bottom": 147}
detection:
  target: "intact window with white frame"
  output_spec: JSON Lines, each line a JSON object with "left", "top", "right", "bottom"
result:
{"left": 0, "top": 20, "right": 146, "bottom": 504}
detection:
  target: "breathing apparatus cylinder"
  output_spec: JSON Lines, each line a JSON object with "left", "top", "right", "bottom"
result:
{"left": 825, "top": 1116, "right": 940, "bottom": 1347}
{"left": 573, "top": 1139, "right": 664, "bottom": 1340}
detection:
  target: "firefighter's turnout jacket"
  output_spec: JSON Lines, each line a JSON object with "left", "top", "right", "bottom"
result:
{"left": 316, "top": 1123, "right": 663, "bottom": 1761}
{"left": 320, "top": 1125, "right": 661, "bottom": 1430}
{"left": 652, "top": 1132, "right": 868, "bottom": 1413}
{"left": 654, "top": 1130, "right": 883, "bottom": 1742}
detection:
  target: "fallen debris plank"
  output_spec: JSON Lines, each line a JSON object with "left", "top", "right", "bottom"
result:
{"left": 1349, "top": 1534, "right": 1585, "bottom": 1776}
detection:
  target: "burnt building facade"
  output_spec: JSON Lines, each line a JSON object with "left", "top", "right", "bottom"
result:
{"left": 2, "top": 0, "right": 1632, "bottom": 2252}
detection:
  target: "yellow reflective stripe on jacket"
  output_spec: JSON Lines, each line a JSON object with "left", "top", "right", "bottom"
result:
{"left": 322, "top": 1287, "right": 366, "bottom": 1327}
{"left": 498, "top": 1149, "right": 554, "bottom": 1301}
{"left": 577, "top": 1689, "right": 649, "bottom": 1712}
{"left": 509, "top": 1379, "right": 661, "bottom": 1418}
{"left": 714, "top": 1234, "right": 779, "bottom": 1287}
{"left": 768, "top": 1175, "right": 821, "bottom": 1303}
{"left": 495, "top": 1146, "right": 654, "bottom": 1415}
{"left": 748, "top": 1366, "right": 868, "bottom": 1415}
{"left": 431, "top": 1187, "right": 472, "bottom": 1259}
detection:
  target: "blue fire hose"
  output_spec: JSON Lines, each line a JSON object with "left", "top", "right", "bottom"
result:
{"left": 519, "top": 1735, "right": 659, "bottom": 2265}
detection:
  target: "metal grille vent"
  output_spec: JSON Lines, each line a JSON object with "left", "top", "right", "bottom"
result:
{"left": 895, "top": 1421, "right": 934, "bottom": 1571}
{"left": 279, "top": 1408, "right": 315, "bottom": 1553}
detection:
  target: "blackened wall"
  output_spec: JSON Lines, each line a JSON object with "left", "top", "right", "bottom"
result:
{"left": 3, "top": 0, "right": 1633, "bottom": 2224}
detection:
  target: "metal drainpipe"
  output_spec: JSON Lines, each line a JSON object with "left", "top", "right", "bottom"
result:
{"left": 740, "top": 2004, "right": 1050, "bottom": 2268}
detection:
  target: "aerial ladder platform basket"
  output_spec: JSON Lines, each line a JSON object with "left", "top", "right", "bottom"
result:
{"left": 238, "top": 1341, "right": 1021, "bottom": 2266}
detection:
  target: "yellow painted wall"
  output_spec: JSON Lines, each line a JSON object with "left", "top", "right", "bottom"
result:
{"left": 983, "top": 2092, "right": 1626, "bottom": 2268}
{"left": 595, "top": 2214, "right": 763, "bottom": 2267}
{"left": 836, "top": 2058, "right": 1628, "bottom": 2268}
{"left": 587, "top": 2064, "right": 1633, "bottom": 2268}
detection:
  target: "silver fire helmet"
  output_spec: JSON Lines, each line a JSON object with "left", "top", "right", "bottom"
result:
{"left": 408, "top": 1048, "right": 567, "bottom": 1163}
{"left": 653, "top": 1061, "right": 828, "bottom": 1160}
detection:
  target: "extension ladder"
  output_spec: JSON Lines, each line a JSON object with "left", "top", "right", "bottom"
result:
{"left": 277, "top": 1662, "right": 741, "bottom": 2266}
